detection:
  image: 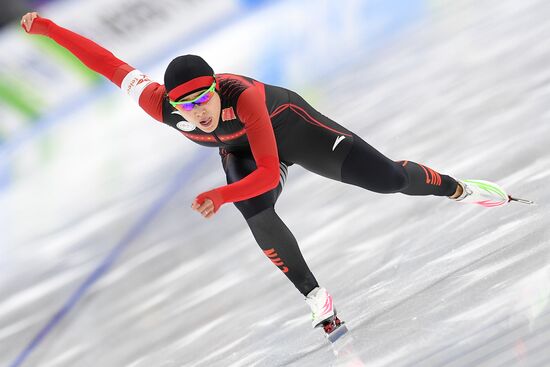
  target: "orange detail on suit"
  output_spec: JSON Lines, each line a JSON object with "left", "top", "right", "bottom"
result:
{"left": 263, "top": 248, "right": 289, "bottom": 273}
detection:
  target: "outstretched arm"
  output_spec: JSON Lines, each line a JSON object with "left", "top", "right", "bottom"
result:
{"left": 21, "top": 12, "right": 165, "bottom": 121}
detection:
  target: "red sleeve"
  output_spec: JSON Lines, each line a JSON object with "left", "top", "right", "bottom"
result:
{"left": 196, "top": 87, "right": 280, "bottom": 212}
{"left": 24, "top": 17, "right": 164, "bottom": 121}
{"left": 136, "top": 82, "right": 165, "bottom": 122}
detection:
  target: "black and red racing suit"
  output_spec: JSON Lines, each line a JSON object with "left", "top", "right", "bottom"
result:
{"left": 26, "top": 17, "right": 458, "bottom": 296}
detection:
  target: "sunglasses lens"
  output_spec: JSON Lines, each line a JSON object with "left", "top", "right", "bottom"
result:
{"left": 181, "top": 103, "right": 195, "bottom": 111}
{"left": 195, "top": 91, "right": 213, "bottom": 105}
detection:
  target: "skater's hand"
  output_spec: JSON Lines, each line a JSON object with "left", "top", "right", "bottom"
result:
{"left": 21, "top": 12, "right": 51, "bottom": 35}
{"left": 191, "top": 197, "right": 216, "bottom": 219}
{"left": 21, "top": 12, "right": 39, "bottom": 32}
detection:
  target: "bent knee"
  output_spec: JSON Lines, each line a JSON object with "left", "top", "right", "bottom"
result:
{"left": 234, "top": 200, "right": 274, "bottom": 220}
{"left": 374, "top": 164, "right": 409, "bottom": 193}
{"left": 389, "top": 164, "right": 409, "bottom": 192}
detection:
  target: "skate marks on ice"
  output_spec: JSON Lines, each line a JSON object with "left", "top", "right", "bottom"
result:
{"left": 281, "top": 328, "right": 368, "bottom": 367}
{"left": 338, "top": 225, "right": 550, "bottom": 367}
{"left": 330, "top": 330, "right": 369, "bottom": 367}
{"left": 398, "top": 265, "right": 550, "bottom": 367}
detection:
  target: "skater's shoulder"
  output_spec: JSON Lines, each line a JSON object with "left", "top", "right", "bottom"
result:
{"left": 216, "top": 73, "right": 259, "bottom": 107}
{"left": 216, "top": 73, "right": 259, "bottom": 91}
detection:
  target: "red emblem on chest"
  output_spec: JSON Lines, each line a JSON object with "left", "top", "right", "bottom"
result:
{"left": 222, "top": 107, "right": 236, "bottom": 121}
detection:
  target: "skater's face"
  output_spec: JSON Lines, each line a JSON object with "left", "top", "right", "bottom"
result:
{"left": 172, "top": 85, "right": 221, "bottom": 133}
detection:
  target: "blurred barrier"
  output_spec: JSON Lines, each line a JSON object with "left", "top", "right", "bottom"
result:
{"left": 0, "top": 0, "right": 252, "bottom": 192}
{"left": 0, "top": 0, "right": 243, "bottom": 146}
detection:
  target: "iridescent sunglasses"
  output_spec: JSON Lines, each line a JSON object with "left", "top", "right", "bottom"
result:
{"left": 169, "top": 80, "right": 216, "bottom": 111}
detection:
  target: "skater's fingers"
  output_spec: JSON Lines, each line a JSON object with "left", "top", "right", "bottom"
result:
{"left": 21, "top": 12, "right": 39, "bottom": 32}
{"left": 21, "top": 14, "right": 29, "bottom": 31}
{"left": 191, "top": 199, "right": 200, "bottom": 210}
{"left": 21, "top": 13, "right": 32, "bottom": 25}
{"left": 205, "top": 204, "right": 215, "bottom": 218}
{"left": 192, "top": 198, "right": 214, "bottom": 217}
{"left": 194, "top": 202, "right": 207, "bottom": 213}
{"left": 198, "top": 199, "right": 214, "bottom": 214}
{"left": 191, "top": 197, "right": 207, "bottom": 210}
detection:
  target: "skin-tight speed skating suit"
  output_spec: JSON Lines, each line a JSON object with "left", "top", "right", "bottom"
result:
{"left": 26, "top": 17, "right": 458, "bottom": 296}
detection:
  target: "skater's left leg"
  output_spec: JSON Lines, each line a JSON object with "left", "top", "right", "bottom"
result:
{"left": 340, "top": 133, "right": 459, "bottom": 197}
{"left": 340, "top": 133, "right": 510, "bottom": 205}
{"left": 277, "top": 90, "right": 460, "bottom": 198}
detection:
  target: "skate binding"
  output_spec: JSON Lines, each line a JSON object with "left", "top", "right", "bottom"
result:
{"left": 321, "top": 316, "right": 348, "bottom": 343}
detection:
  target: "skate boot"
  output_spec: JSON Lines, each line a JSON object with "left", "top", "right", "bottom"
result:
{"left": 451, "top": 179, "right": 509, "bottom": 207}
{"left": 452, "top": 179, "right": 534, "bottom": 206}
{"left": 306, "top": 287, "right": 348, "bottom": 342}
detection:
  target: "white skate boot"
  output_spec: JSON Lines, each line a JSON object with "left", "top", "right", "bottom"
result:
{"left": 306, "top": 287, "right": 348, "bottom": 342}
{"left": 306, "top": 287, "right": 335, "bottom": 328}
{"left": 451, "top": 179, "right": 510, "bottom": 207}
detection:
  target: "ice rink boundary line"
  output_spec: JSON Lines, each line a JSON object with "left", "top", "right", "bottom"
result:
{"left": 8, "top": 149, "right": 209, "bottom": 367}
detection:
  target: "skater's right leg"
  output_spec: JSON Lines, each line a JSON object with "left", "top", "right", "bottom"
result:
{"left": 246, "top": 207, "right": 319, "bottom": 296}
{"left": 221, "top": 149, "right": 319, "bottom": 297}
{"left": 222, "top": 149, "right": 342, "bottom": 330}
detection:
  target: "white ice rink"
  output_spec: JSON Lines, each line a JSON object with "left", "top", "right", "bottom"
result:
{"left": 2, "top": 0, "right": 550, "bottom": 366}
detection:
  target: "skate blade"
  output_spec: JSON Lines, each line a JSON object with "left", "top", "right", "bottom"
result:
{"left": 508, "top": 195, "right": 534, "bottom": 205}
{"left": 326, "top": 324, "right": 349, "bottom": 343}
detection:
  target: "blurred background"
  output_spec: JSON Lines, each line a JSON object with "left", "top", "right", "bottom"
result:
{"left": 1, "top": 0, "right": 549, "bottom": 366}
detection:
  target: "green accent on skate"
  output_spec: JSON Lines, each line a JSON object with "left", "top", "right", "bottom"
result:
{"left": 0, "top": 77, "right": 41, "bottom": 119}
{"left": 32, "top": 37, "right": 102, "bottom": 84}
{"left": 464, "top": 179, "right": 507, "bottom": 199}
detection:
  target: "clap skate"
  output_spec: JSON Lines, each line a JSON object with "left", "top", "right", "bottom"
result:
{"left": 320, "top": 314, "right": 348, "bottom": 343}
{"left": 306, "top": 287, "right": 349, "bottom": 342}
